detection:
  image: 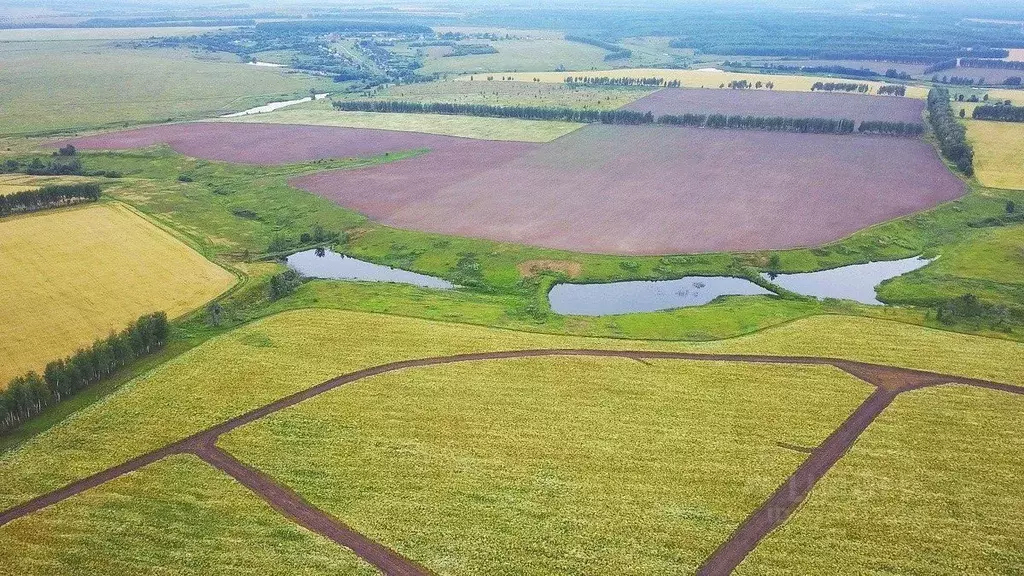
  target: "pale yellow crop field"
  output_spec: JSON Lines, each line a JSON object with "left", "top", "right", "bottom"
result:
{"left": 212, "top": 108, "right": 584, "bottom": 142}
{"left": 0, "top": 203, "right": 235, "bottom": 384}
{"left": 460, "top": 68, "right": 931, "bottom": 98}
{"left": 1006, "top": 48, "right": 1024, "bottom": 62}
{"left": 0, "top": 174, "right": 95, "bottom": 195}
{"left": 966, "top": 120, "right": 1024, "bottom": 190}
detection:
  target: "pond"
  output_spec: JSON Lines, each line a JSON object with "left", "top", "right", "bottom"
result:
{"left": 548, "top": 276, "right": 773, "bottom": 316}
{"left": 248, "top": 61, "right": 286, "bottom": 68}
{"left": 762, "top": 256, "right": 932, "bottom": 305}
{"left": 221, "top": 93, "right": 329, "bottom": 118}
{"left": 286, "top": 248, "right": 454, "bottom": 289}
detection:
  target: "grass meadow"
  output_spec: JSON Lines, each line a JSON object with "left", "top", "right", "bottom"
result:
{"left": 2, "top": 309, "right": 1022, "bottom": 513}
{"left": 345, "top": 80, "right": 654, "bottom": 110}
{"left": 966, "top": 120, "right": 1024, "bottom": 190}
{"left": 0, "top": 42, "right": 332, "bottom": 135}
{"left": 418, "top": 38, "right": 611, "bottom": 74}
{"left": 220, "top": 357, "right": 871, "bottom": 575}
{"left": 485, "top": 68, "right": 930, "bottom": 98}
{"left": 0, "top": 454, "right": 375, "bottom": 575}
{"left": 0, "top": 203, "right": 235, "bottom": 384}
{"left": 0, "top": 174, "right": 97, "bottom": 195}
{"left": 737, "top": 385, "right": 1024, "bottom": 575}
{"left": 214, "top": 106, "right": 585, "bottom": 142}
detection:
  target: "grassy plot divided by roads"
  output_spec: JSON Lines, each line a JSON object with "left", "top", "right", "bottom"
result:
{"left": 0, "top": 454, "right": 375, "bottom": 576}
{"left": 2, "top": 309, "right": 1023, "bottom": 513}
{"left": 219, "top": 357, "right": 873, "bottom": 575}
{"left": 0, "top": 203, "right": 236, "bottom": 384}
{"left": 737, "top": 385, "right": 1024, "bottom": 575}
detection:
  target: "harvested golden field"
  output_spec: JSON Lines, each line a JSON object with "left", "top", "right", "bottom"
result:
{"left": 463, "top": 68, "right": 930, "bottom": 98}
{"left": 213, "top": 108, "right": 584, "bottom": 142}
{"left": 966, "top": 120, "right": 1024, "bottom": 189}
{"left": 2, "top": 309, "right": 1021, "bottom": 512}
{"left": 0, "top": 203, "right": 235, "bottom": 385}
{"left": 737, "top": 385, "right": 1024, "bottom": 575}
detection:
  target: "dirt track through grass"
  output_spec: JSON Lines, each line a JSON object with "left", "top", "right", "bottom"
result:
{"left": 0, "top": 349, "right": 1018, "bottom": 575}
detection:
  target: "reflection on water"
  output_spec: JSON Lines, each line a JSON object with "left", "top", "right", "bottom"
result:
{"left": 762, "top": 256, "right": 932, "bottom": 305}
{"left": 286, "top": 248, "right": 453, "bottom": 289}
{"left": 221, "top": 93, "right": 329, "bottom": 118}
{"left": 549, "top": 276, "right": 773, "bottom": 316}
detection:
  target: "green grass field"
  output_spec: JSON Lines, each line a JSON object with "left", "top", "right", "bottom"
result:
{"left": 2, "top": 308, "right": 1022, "bottom": 513}
{"left": 737, "top": 385, "right": 1024, "bottom": 575}
{"left": 341, "top": 80, "right": 653, "bottom": 110}
{"left": 0, "top": 202, "right": 236, "bottom": 384}
{"left": 220, "top": 357, "right": 872, "bottom": 575}
{"left": 0, "top": 42, "right": 332, "bottom": 135}
{"left": 213, "top": 107, "right": 584, "bottom": 142}
{"left": 966, "top": 120, "right": 1024, "bottom": 190}
{"left": 419, "top": 38, "right": 612, "bottom": 75}
{"left": 0, "top": 454, "right": 375, "bottom": 575}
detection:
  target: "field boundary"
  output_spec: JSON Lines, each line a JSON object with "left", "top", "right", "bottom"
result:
{"left": 1, "top": 350, "right": 1019, "bottom": 575}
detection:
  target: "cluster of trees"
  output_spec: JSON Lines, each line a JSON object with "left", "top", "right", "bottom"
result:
{"left": 717, "top": 79, "right": 774, "bottom": 90}
{"left": 563, "top": 76, "right": 668, "bottom": 86}
{"left": 658, "top": 114, "right": 855, "bottom": 134}
{"left": 564, "top": 35, "right": 621, "bottom": 51}
{"left": 927, "top": 88, "right": 974, "bottom": 175}
{"left": 857, "top": 121, "right": 925, "bottom": 136}
{"left": 0, "top": 183, "right": 101, "bottom": 218}
{"left": 932, "top": 75, "right": 977, "bottom": 86}
{"left": 935, "top": 294, "right": 1019, "bottom": 330}
{"left": 269, "top": 270, "right": 303, "bottom": 300}
{"left": 877, "top": 84, "right": 907, "bottom": 96}
{"left": 2, "top": 156, "right": 81, "bottom": 176}
{"left": 333, "top": 100, "right": 655, "bottom": 124}
{"left": 444, "top": 44, "right": 498, "bottom": 57}
{"left": 923, "top": 59, "right": 958, "bottom": 74}
{"left": 1005, "top": 77, "right": 1022, "bottom": 86}
{"left": 885, "top": 69, "right": 913, "bottom": 80}
{"left": 811, "top": 82, "right": 870, "bottom": 93}
{"left": 1, "top": 313, "right": 169, "bottom": 433}
{"left": 972, "top": 104, "right": 1024, "bottom": 122}
{"left": 960, "top": 58, "right": 1024, "bottom": 71}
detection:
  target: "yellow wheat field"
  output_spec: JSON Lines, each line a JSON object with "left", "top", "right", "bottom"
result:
{"left": 458, "top": 68, "right": 930, "bottom": 98}
{"left": 0, "top": 203, "right": 235, "bottom": 385}
{"left": 966, "top": 120, "right": 1024, "bottom": 190}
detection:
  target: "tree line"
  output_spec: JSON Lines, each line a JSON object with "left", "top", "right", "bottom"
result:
{"left": 0, "top": 182, "right": 101, "bottom": 218}
{"left": 811, "top": 82, "right": 870, "bottom": 93}
{"left": 932, "top": 75, "right": 977, "bottom": 86}
{"left": 563, "top": 35, "right": 634, "bottom": 61}
{"left": 972, "top": 104, "right": 1024, "bottom": 122}
{"left": 923, "top": 59, "right": 958, "bottom": 74}
{"left": 658, "top": 114, "right": 856, "bottom": 134}
{"left": 563, "top": 76, "right": 671, "bottom": 87}
{"left": 333, "top": 100, "right": 655, "bottom": 124}
{"left": 928, "top": 87, "right": 974, "bottom": 175}
{"left": 877, "top": 84, "right": 907, "bottom": 96}
{"left": 1, "top": 313, "right": 169, "bottom": 434}
{"left": 335, "top": 100, "right": 923, "bottom": 137}
{"left": 857, "top": 121, "right": 925, "bottom": 136}
{"left": 960, "top": 58, "right": 1024, "bottom": 71}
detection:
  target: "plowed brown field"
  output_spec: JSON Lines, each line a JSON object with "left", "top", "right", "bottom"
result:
{"left": 66, "top": 122, "right": 964, "bottom": 255}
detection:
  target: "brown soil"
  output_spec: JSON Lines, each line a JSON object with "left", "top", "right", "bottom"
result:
{"left": 64, "top": 122, "right": 963, "bottom": 256}
{"left": 1, "top": 350, "right": 1018, "bottom": 575}
{"left": 624, "top": 88, "right": 926, "bottom": 123}
{"left": 517, "top": 259, "right": 583, "bottom": 278}
{"left": 293, "top": 124, "right": 965, "bottom": 254}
